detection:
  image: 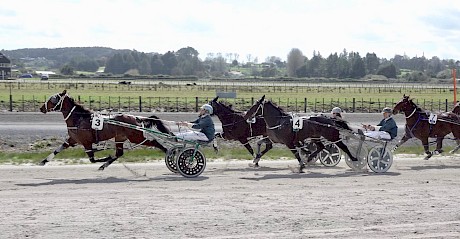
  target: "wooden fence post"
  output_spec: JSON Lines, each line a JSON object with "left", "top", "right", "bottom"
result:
{"left": 139, "top": 96, "right": 142, "bottom": 112}
{"left": 9, "top": 94, "right": 12, "bottom": 112}
{"left": 304, "top": 98, "right": 307, "bottom": 113}
{"left": 445, "top": 99, "right": 448, "bottom": 112}
{"left": 195, "top": 97, "right": 199, "bottom": 112}
{"left": 352, "top": 98, "right": 356, "bottom": 112}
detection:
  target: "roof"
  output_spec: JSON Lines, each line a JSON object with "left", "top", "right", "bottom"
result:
{"left": 0, "top": 53, "right": 11, "bottom": 64}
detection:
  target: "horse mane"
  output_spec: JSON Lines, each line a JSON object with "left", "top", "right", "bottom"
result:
{"left": 408, "top": 98, "right": 424, "bottom": 112}
{"left": 217, "top": 101, "right": 243, "bottom": 115}
{"left": 144, "top": 115, "right": 173, "bottom": 135}
{"left": 266, "top": 100, "right": 289, "bottom": 116}
{"left": 331, "top": 118, "right": 352, "bottom": 131}
{"left": 68, "top": 96, "right": 92, "bottom": 115}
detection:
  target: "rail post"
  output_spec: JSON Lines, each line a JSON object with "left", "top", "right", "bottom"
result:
{"left": 139, "top": 96, "right": 142, "bottom": 112}
{"left": 352, "top": 98, "right": 356, "bottom": 112}
{"left": 304, "top": 98, "right": 307, "bottom": 113}
{"left": 445, "top": 99, "right": 448, "bottom": 112}
{"left": 195, "top": 97, "right": 199, "bottom": 112}
{"left": 9, "top": 94, "right": 12, "bottom": 112}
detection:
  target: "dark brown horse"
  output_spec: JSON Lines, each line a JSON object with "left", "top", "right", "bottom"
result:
{"left": 452, "top": 101, "right": 460, "bottom": 115}
{"left": 39, "top": 90, "right": 173, "bottom": 170}
{"left": 392, "top": 95, "right": 460, "bottom": 159}
{"left": 210, "top": 96, "right": 272, "bottom": 166}
{"left": 243, "top": 95, "right": 358, "bottom": 172}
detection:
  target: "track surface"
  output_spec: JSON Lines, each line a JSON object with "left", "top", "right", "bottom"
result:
{"left": 1, "top": 158, "right": 460, "bottom": 238}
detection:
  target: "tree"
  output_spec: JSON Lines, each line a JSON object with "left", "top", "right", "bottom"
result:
{"left": 365, "top": 53, "right": 379, "bottom": 74}
{"left": 150, "top": 54, "right": 164, "bottom": 75}
{"left": 306, "top": 51, "right": 324, "bottom": 77}
{"left": 326, "top": 53, "right": 339, "bottom": 78}
{"left": 350, "top": 52, "right": 366, "bottom": 78}
{"left": 377, "top": 63, "right": 397, "bottom": 78}
{"left": 337, "top": 49, "right": 350, "bottom": 78}
{"left": 286, "top": 48, "right": 305, "bottom": 77}
{"left": 426, "top": 56, "right": 442, "bottom": 76}
{"left": 60, "top": 64, "right": 74, "bottom": 75}
{"left": 161, "top": 51, "right": 178, "bottom": 75}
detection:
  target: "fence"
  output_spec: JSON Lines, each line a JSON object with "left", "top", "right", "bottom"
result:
{"left": 0, "top": 94, "right": 454, "bottom": 113}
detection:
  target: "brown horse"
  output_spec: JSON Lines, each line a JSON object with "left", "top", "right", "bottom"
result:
{"left": 243, "top": 95, "right": 358, "bottom": 172}
{"left": 39, "top": 90, "right": 173, "bottom": 170}
{"left": 392, "top": 95, "right": 460, "bottom": 159}
{"left": 210, "top": 96, "right": 272, "bottom": 166}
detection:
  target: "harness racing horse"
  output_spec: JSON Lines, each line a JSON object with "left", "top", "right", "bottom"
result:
{"left": 39, "top": 90, "right": 173, "bottom": 170}
{"left": 210, "top": 96, "right": 272, "bottom": 166}
{"left": 392, "top": 95, "right": 460, "bottom": 159}
{"left": 243, "top": 95, "right": 358, "bottom": 172}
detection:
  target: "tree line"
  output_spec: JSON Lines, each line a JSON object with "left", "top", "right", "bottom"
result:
{"left": 286, "top": 48, "right": 460, "bottom": 80}
{"left": 3, "top": 46, "right": 460, "bottom": 80}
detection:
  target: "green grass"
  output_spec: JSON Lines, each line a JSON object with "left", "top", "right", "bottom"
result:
{"left": 1, "top": 80, "right": 457, "bottom": 112}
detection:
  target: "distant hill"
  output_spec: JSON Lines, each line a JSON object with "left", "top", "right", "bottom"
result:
{"left": 1, "top": 47, "right": 133, "bottom": 66}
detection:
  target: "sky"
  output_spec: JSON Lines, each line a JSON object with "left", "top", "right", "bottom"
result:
{"left": 1, "top": 0, "right": 460, "bottom": 62}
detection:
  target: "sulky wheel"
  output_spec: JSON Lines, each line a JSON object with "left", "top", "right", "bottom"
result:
{"left": 319, "top": 144, "right": 342, "bottom": 167}
{"left": 344, "top": 143, "right": 368, "bottom": 171}
{"left": 176, "top": 147, "right": 206, "bottom": 178}
{"left": 367, "top": 145, "right": 393, "bottom": 173}
{"left": 165, "top": 146, "right": 181, "bottom": 173}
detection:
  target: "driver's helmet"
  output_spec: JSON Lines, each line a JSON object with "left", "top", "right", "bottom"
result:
{"left": 382, "top": 107, "right": 392, "bottom": 114}
{"left": 331, "top": 107, "right": 342, "bottom": 114}
{"left": 201, "top": 104, "right": 213, "bottom": 114}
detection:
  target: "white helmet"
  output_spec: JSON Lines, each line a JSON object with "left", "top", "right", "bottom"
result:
{"left": 201, "top": 104, "right": 213, "bottom": 114}
{"left": 331, "top": 107, "right": 342, "bottom": 114}
{"left": 382, "top": 107, "right": 392, "bottom": 114}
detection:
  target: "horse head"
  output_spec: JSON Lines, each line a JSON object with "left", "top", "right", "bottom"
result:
{"left": 393, "top": 94, "right": 415, "bottom": 115}
{"left": 243, "top": 95, "right": 265, "bottom": 120}
{"left": 40, "top": 90, "right": 71, "bottom": 113}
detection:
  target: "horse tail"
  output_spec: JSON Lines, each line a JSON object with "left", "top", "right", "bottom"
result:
{"left": 144, "top": 115, "right": 175, "bottom": 136}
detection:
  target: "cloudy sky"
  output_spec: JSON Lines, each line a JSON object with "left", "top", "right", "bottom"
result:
{"left": 1, "top": 0, "right": 460, "bottom": 62}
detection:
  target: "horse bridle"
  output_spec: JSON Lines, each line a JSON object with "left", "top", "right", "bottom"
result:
{"left": 249, "top": 100, "right": 292, "bottom": 130}
{"left": 45, "top": 93, "right": 76, "bottom": 121}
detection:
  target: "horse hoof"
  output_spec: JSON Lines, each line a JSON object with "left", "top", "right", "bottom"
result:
{"left": 98, "top": 166, "right": 105, "bottom": 170}
{"left": 248, "top": 163, "right": 259, "bottom": 168}
{"left": 39, "top": 159, "right": 48, "bottom": 166}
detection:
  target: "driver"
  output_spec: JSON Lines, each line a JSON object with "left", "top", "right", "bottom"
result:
{"left": 361, "top": 107, "right": 398, "bottom": 140}
{"left": 176, "top": 104, "right": 215, "bottom": 142}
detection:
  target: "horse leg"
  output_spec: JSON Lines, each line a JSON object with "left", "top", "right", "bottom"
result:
{"left": 306, "top": 141, "right": 325, "bottom": 162}
{"left": 40, "top": 138, "right": 76, "bottom": 165}
{"left": 252, "top": 137, "right": 273, "bottom": 167}
{"left": 392, "top": 135, "right": 410, "bottom": 152}
{"left": 421, "top": 138, "right": 432, "bottom": 160}
{"left": 432, "top": 137, "right": 444, "bottom": 155}
{"left": 239, "top": 139, "right": 254, "bottom": 156}
{"left": 450, "top": 139, "right": 460, "bottom": 154}
{"left": 99, "top": 143, "right": 124, "bottom": 170}
{"left": 289, "top": 147, "right": 305, "bottom": 173}
{"left": 335, "top": 141, "right": 359, "bottom": 161}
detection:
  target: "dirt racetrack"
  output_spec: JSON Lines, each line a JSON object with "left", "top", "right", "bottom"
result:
{"left": 1, "top": 156, "right": 460, "bottom": 239}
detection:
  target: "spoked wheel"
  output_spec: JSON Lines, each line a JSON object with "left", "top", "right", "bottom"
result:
{"left": 319, "top": 144, "right": 342, "bottom": 167}
{"left": 367, "top": 145, "right": 393, "bottom": 173}
{"left": 301, "top": 142, "right": 319, "bottom": 165}
{"left": 344, "top": 142, "right": 368, "bottom": 171}
{"left": 176, "top": 147, "right": 206, "bottom": 178}
{"left": 165, "top": 146, "right": 181, "bottom": 173}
